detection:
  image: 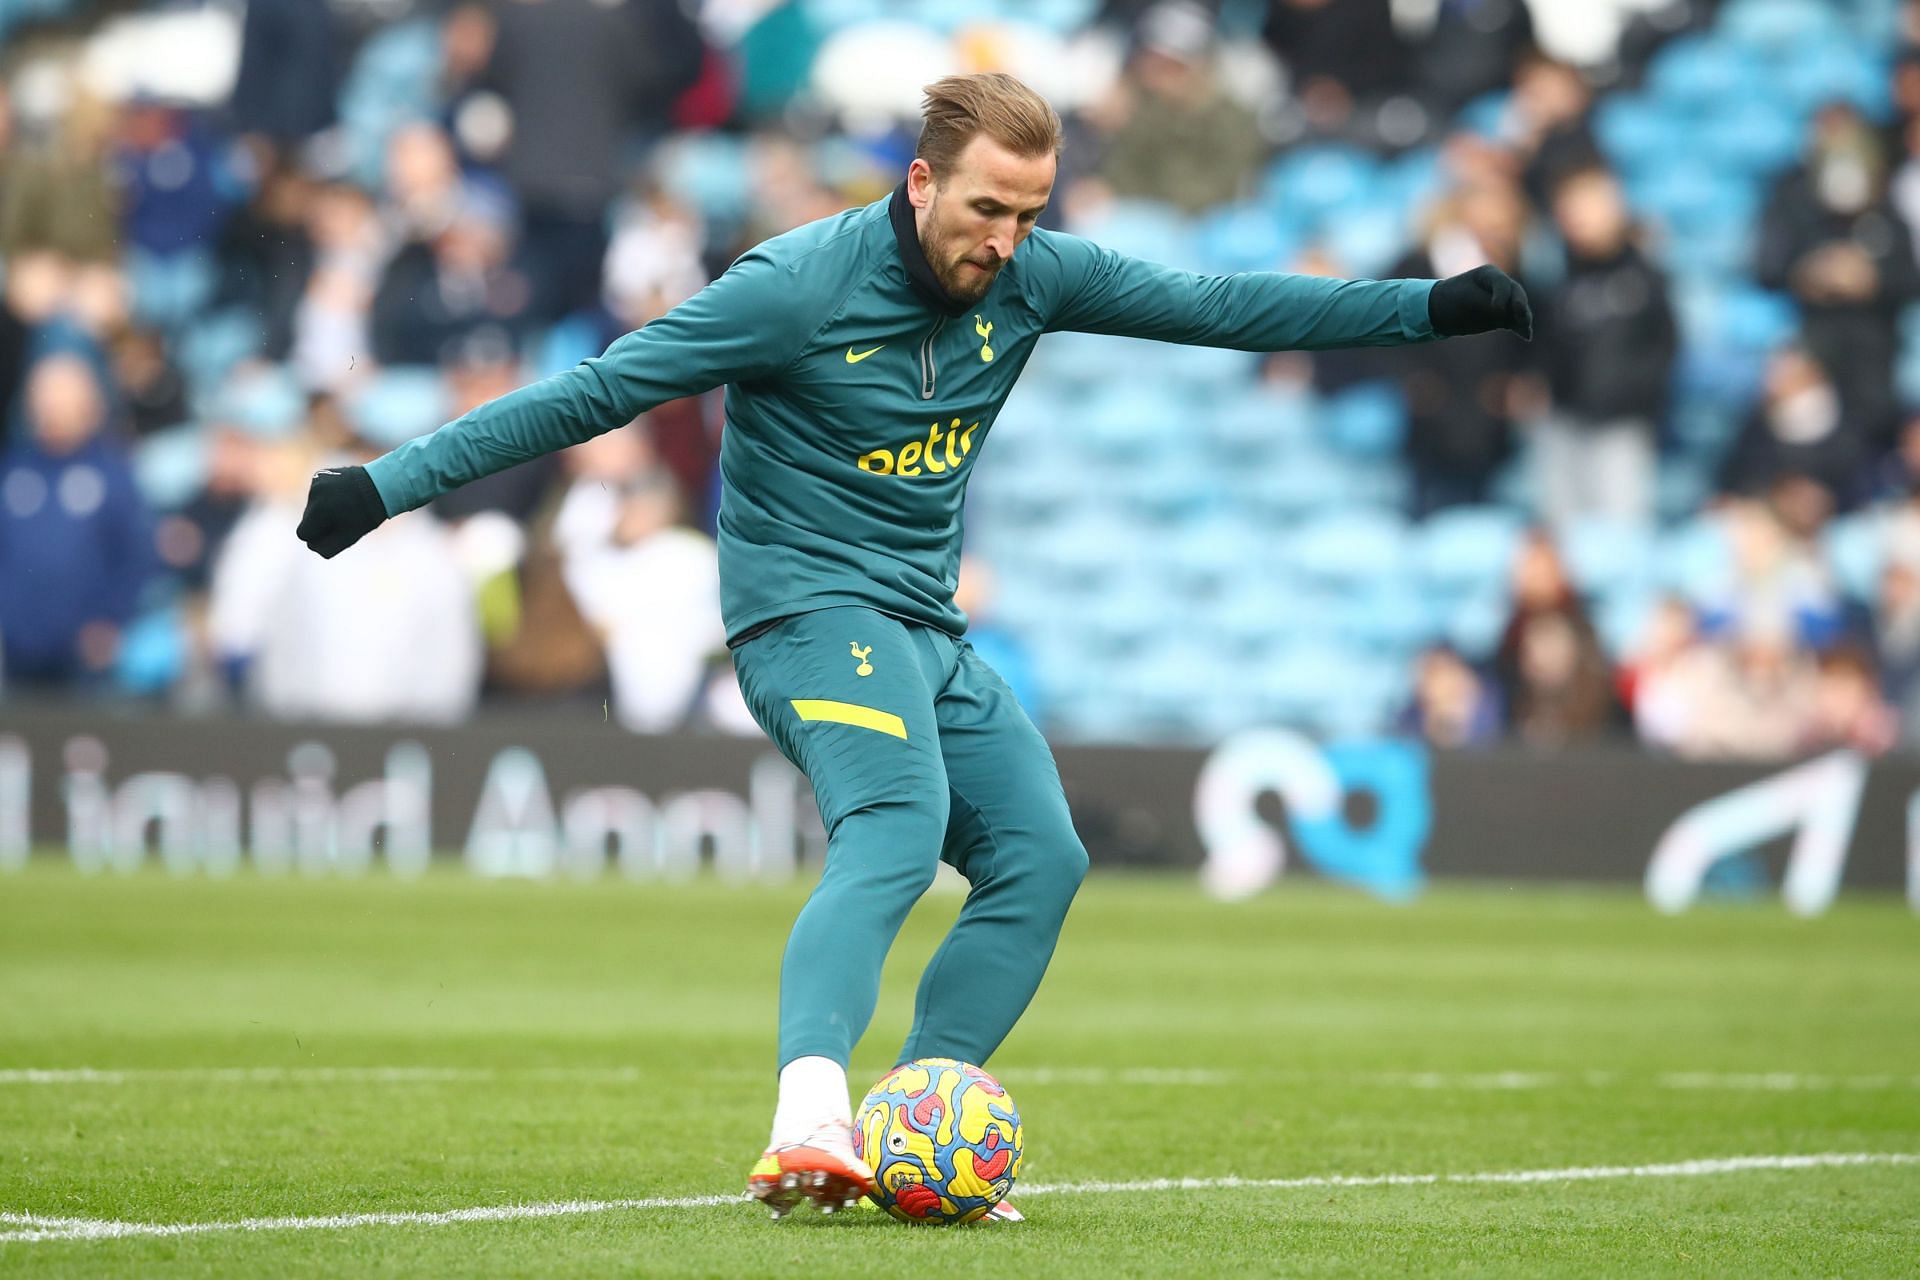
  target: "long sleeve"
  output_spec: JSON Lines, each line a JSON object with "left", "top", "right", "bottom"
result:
{"left": 366, "top": 250, "right": 813, "bottom": 515}
{"left": 1025, "top": 227, "right": 1436, "bottom": 350}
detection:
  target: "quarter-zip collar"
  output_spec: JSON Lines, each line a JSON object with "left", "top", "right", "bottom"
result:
{"left": 889, "top": 182, "right": 973, "bottom": 318}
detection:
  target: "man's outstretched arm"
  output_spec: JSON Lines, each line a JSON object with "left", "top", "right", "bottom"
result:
{"left": 298, "top": 251, "right": 809, "bottom": 558}
{"left": 1027, "top": 229, "right": 1531, "bottom": 351}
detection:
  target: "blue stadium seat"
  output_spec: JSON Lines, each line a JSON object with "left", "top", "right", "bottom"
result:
{"left": 1822, "top": 511, "right": 1885, "bottom": 601}
{"left": 132, "top": 425, "right": 208, "bottom": 509}
{"left": 1287, "top": 507, "right": 1411, "bottom": 588}
{"left": 346, "top": 367, "right": 450, "bottom": 447}
{"left": 1204, "top": 385, "right": 1318, "bottom": 455}
{"left": 659, "top": 133, "right": 754, "bottom": 225}
{"left": 1593, "top": 95, "right": 1674, "bottom": 172}
{"left": 1719, "top": 0, "right": 1847, "bottom": 55}
{"left": 1595, "top": 588, "right": 1658, "bottom": 660}
{"left": 1560, "top": 516, "right": 1658, "bottom": 599}
{"left": 1261, "top": 146, "right": 1375, "bottom": 224}
{"left": 126, "top": 248, "right": 216, "bottom": 330}
{"left": 1655, "top": 515, "right": 1737, "bottom": 604}
{"left": 1414, "top": 506, "right": 1526, "bottom": 598}
{"left": 1442, "top": 589, "right": 1510, "bottom": 660}
{"left": 1647, "top": 36, "right": 1764, "bottom": 109}
{"left": 1194, "top": 202, "right": 1300, "bottom": 275}
{"left": 1072, "top": 199, "right": 1199, "bottom": 271}
{"left": 178, "top": 311, "right": 266, "bottom": 410}
{"left": 1323, "top": 382, "right": 1408, "bottom": 457}
{"left": 1780, "top": 38, "right": 1891, "bottom": 116}
{"left": 216, "top": 365, "right": 307, "bottom": 438}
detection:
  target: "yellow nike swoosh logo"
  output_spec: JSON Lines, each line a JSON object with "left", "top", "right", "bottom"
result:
{"left": 845, "top": 345, "right": 885, "bottom": 364}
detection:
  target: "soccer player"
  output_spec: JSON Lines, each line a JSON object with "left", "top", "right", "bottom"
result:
{"left": 297, "top": 73, "right": 1532, "bottom": 1219}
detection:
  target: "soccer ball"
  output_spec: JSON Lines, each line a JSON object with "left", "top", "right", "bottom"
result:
{"left": 855, "top": 1057, "right": 1022, "bottom": 1224}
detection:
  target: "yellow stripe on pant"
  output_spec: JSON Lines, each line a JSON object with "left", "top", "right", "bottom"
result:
{"left": 790, "top": 698, "right": 908, "bottom": 740}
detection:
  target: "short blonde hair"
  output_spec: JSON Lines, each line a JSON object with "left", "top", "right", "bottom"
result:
{"left": 916, "top": 73, "right": 1063, "bottom": 178}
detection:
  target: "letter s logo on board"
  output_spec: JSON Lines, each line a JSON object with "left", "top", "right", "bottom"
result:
{"left": 1193, "top": 729, "right": 1430, "bottom": 902}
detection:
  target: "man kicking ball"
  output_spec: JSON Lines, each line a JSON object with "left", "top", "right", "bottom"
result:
{"left": 297, "top": 73, "right": 1531, "bottom": 1220}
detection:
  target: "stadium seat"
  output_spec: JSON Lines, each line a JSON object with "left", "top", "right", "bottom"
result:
{"left": 216, "top": 364, "right": 307, "bottom": 438}
{"left": 1261, "top": 146, "right": 1375, "bottom": 225}
{"left": 1204, "top": 385, "right": 1318, "bottom": 456}
{"left": 132, "top": 425, "right": 209, "bottom": 510}
{"left": 1593, "top": 95, "right": 1673, "bottom": 172}
{"left": 346, "top": 367, "right": 450, "bottom": 447}
{"left": 126, "top": 248, "right": 216, "bottom": 330}
{"left": 1288, "top": 507, "right": 1411, "bottom": 588}
{"left": 1415, "top": 506, "right": 1526, "bottom": 599}
{"left": 1719, "top": 0, "right": 1847, "bottom": 56}
{"left": 1442, "top": 589, "right": 1510, "bottom": 660}
{"left": 1822, "top": 511, "right": 1885, "bottom": 601}
{"left": 1560, "top": 516, "right": 1658, "bottom": 600}
{"left": 1647, "top": 36, "right": 1764, "bottom": 110}
{"left": 1595, "top": 588, "right": 1659, "bottom": 660}
{"left": 1655, "top": 514, "right": 1737, "bottom": 604}
{"left": 1195, "top": 202, "right": 1300, "bottom": 275}
{"left": 1322, "top": 382, "right": 1408, "bottom": 457}
{"left": 1071, "top": 199, "right": 1199, "bottom": 271}
{"left": 658, "top": 133, "right": 754, "bottom": 225}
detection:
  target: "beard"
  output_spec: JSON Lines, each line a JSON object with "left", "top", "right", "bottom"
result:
{"left": 919, "top": 204, "right": 1004, "bottom": 304}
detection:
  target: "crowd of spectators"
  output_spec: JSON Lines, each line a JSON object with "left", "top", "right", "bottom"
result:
{"left": 2, "top": 0, "right": 1919, "bottom": 765}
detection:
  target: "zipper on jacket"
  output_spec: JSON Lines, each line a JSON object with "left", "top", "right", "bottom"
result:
{"left": 919, "top": 316, "right": 946, "bottom": 400}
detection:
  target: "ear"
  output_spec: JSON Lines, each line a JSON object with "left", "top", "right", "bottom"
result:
{"left": 907, "top": 158, "right": 937, "bottom": 210}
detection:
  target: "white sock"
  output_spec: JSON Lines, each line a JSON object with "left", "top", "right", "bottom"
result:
{"left": 769, "top": 1056, "right": 851, "bottom": 1147}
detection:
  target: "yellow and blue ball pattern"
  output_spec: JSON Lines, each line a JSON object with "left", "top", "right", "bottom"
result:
{"left": 855, "top": 1058, "right": 1022, "bottom": 1224}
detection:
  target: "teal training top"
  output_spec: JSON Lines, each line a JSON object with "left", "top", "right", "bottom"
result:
{"left": 366, "top": 187, "right": 1438, "bottom": 645}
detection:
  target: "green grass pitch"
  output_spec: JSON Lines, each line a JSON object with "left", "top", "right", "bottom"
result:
{"left": 1, "top": 860, "right": 1916, "bottom": 1277}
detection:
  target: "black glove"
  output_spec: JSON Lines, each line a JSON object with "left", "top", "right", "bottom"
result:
{"left": 297, "top": 465, "right": 389, "bottom": 558}
{"left": 1428, "top": 264, "right": 1533, "bottom": 341}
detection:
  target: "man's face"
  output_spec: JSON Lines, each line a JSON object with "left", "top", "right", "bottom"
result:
{"left": 909, "top": 135, "right": 1055, "bottom": 305}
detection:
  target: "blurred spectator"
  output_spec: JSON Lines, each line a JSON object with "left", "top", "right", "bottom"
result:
{"left": 1399, "top": 645, "right": 1502, "bottom": 748}
{"left": 1392, "top": 178, "right": 1536, "bottom": 515}
{"left": 109, "top": 327, "right": 189, "bottom": 437}
{"left": 371, "top": 180, "right": 532, "bottom": 367}
{"left": 381, "top": 121, "right": 466, "bottom": 247}
{"left": 1538, "top": 164, "right": 1676, "bottom": 529}
{"left": 292, "top": 182, "right": 383, "bottom": 391}
{"left": 1758, "top": 103, "right": 1920, "bottom": 444}
{"left": 1408, "top": 0, "right": 1536, "bottom": 124}
{"left": 1701, "top": 485, "right": 1845, "bottom": 650}
{"left": 1643, "top": 608, "right": 1821, "bottom": 761}
{"left": 1874, "top": 526, "right": 1920, "bottom": 742}
{"left": 113, "top": 102, "right": 241, "bottom": 258}
{"left": 1261, "top": 0, "right": 1406, "bottom": 139}
{"left": 1092, "top": 2, "right": 1267, "bottom": 214}
{"left": 953, "top": 554, "right": 1043, "bottom": 721}
{"left": 1505, "top": 56, "right": 1602, "bottom": 210}
{"left": 227, "top": 0, "right": 343, "bottom": 143}
{"left": 1717, "top": 346, "right": 1872, "bottom": 509}
{"left": 469, "top": 0, "right": 706, "bottom": 322}
{"left": 553, "top": 427, "right": 722, "bottom": 733}
{"left": 0, "top": 353, "right": 153, "bottom": 687}
{"left": 0, "top": 82, "right": 118, "bottom": 263}
{"left": 207, "top": 416, "right": 481, "bottom": 723}
{"left": 1806, "top": 644, "right": 1898, "bottom": 755}
{"left": 214, "top": 151, "right": 317, "bottom": 362}
{"left": 1495, "top": 530, "right": 1618, "bottom": 746}
{"left": 1618, "top": 596, "right": 1700, "bottom": 746}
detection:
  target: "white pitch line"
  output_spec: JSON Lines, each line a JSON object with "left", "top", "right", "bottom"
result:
{"left": 8, "top": 1066, "right": 1919, "bottom": 1092}
{"left": 0, "top": 1067, "right": 649, "bottom": 1086}
{"left": 2, "top": 1153, "right": 1913, "bottom": 1245}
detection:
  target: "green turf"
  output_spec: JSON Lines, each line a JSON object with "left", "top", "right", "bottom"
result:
{"left": 1, "top": 860, "right": 1916, "bottom": 1277}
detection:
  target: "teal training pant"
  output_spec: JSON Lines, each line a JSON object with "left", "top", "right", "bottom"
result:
{"left": 731, "top": 605, "right": 1089, "bottom": 1071}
